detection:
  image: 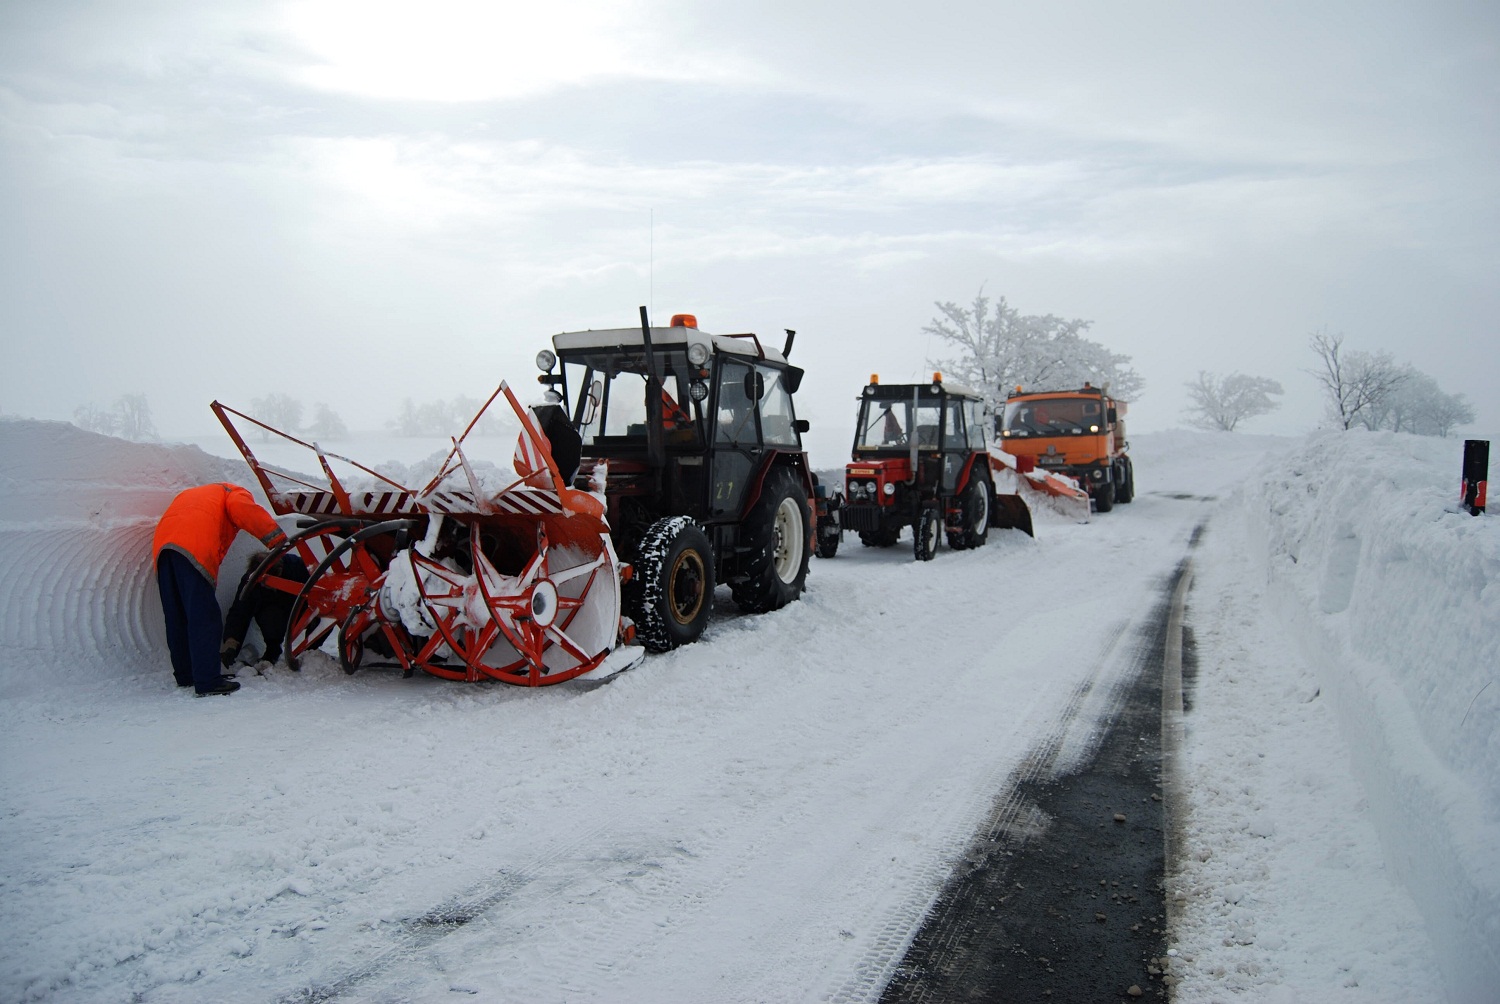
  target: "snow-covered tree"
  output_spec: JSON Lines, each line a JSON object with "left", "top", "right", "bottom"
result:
{"left": 1307, "top": 330, "right": 1407, "bottom": 430}
{"left": 925, "top": 289, "right": 1144, "bottom": 412}
{"left": 306, "top": 403, "right": 349, "bottom": 440}
{"left": 72, "top": 402, "right": 118, "bottom": 436}
{"left": 73, "top": 394, "right": 156, "bottom": 441}
{"left": 113, "top": 393, "right": 157, "bottom": 441}
{"left": 250, "top": 394, "right": 304, "bottom": 441}
{"left": 1182, "top": 371, "right": 1283, "bottom": 431}
{"left": 1364, "top": 367, "right": 1474, "bottom": 437}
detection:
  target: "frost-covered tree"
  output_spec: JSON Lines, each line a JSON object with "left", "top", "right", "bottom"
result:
{"left": 1364, "top": 367, "right": 1474, "bottom": 437}
{"left": 1307, "top": 330, "right": 1407, "bottom": 430}
{"left": 73, "top": 394, "right": 156, "bottom": 441}
{"left": 113, "top": 393, "right": 157, "bottom": 441}
{"left": 1182, "top": 371, "right": 1283, "bottom": 431}
{"left": 73, "top": 402, "right": 118, "bottom": 436}
{"left": 306, "top": 403, "right": 349, "bottom": 440}
{"left": 925, "top": 289, "right": 1144, "bottom": 412}
{"left": 250, "top": 394, "right": 304, "bottom": 441}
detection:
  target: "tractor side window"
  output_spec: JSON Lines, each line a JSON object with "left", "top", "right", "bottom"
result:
{"left": 758, "top": 367, "right": 799, "bottom": 446}
{"left": 716, "top": 360, "right": 758, "bottom": 446}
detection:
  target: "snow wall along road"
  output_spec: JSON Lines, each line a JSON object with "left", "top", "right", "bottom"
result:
{"left": 0, "top": 419, "right": 255, "bottom": 700}
{"left": 1234, "top": 429, "right": 1500, "bottom": 1003}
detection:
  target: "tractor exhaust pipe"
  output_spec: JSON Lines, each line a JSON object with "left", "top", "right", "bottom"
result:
{"left": 782, "top": 328, "right": 796, "bottom": 358}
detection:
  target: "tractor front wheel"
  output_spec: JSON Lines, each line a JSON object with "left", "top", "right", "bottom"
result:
{"left": 631, "top": 517, "right": 715, "bottom": 652}
{"left": 731, "top": 466, "right": 812, "bottom": 613}
{"left": 914, "top": 505, "right": 940, "bottom": 562}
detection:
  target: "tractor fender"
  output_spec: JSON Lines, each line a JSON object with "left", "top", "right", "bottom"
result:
{"left": 739, "top": 450, "right": 814, "bottom": 516}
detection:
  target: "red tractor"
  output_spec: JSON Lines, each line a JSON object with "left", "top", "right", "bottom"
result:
{"left": 538, "top": 308, "right": 816, "bottom": 650}
{"left": 829, "top": 374, "right": 1030, "bottom": 561}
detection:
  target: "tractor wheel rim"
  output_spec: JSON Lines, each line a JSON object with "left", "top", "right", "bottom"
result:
{"left": 668, "top": 549, "right": 706, "bottom": 624}
{"left": 976, "top": 486, "right": 988, "bottom": 528}
{"left": 772, "top": 496, "right": 804, "bottom": 583}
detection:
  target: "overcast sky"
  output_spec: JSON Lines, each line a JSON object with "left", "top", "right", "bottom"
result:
{"left": 2, "top": 0, "right": 1496, "bottom": 455}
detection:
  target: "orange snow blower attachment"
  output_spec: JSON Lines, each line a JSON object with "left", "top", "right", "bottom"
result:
{"left": 211, "top": 383, "right": 632, "bottom": 686}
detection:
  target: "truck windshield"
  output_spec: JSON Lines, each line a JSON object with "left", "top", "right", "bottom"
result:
{"left": 1003, "top": 397, "right": 1103, "bottom": 436}
{"left": 855, "top": 398, "right": 942, "bottom": 449}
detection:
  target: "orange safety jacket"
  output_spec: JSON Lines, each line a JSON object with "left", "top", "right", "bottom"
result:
{"left": 152, "top": 483, "right": 288, "bottom": 585}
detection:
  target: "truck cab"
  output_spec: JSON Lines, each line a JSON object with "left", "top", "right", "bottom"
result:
{"left": 996, "top": 383, "right": 1134, "bottom": 511}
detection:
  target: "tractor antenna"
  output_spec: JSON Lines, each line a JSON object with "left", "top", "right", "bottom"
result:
{"left": 649, "top": 209, "right": 654, "bottom": 322}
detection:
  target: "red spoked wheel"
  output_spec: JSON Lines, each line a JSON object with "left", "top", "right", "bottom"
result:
{"left": 283, "top": 519, "right": 419, "bottom": 671}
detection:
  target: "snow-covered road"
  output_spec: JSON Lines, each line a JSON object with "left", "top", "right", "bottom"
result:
{"left": 3, "top": 424, "right": 1485, "bottom": 1003}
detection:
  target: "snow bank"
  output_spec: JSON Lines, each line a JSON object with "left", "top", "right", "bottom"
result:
{"left": 1237, "top": 430, "right": 1499, "bottom": 1002}
{"left": 0, "top": 420, "right": 263, "bottom": 698}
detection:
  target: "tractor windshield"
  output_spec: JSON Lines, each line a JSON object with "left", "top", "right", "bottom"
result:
{"left": 1002, "top": 397, "right": 1104, "bottom": 437}
{"left": 855, "top": 397, "right": 943, "bottom": 450}
{"left": 562, "top": 350, "right": 704, "bottom": 448}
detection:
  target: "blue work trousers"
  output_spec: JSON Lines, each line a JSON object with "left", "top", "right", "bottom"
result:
{"left": 157, "top": 550, "right": 224, "bottom": 693}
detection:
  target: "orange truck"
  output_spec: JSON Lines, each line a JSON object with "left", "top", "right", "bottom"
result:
{"left": 995, "top": 383, "right": 1135, "bottom": 512}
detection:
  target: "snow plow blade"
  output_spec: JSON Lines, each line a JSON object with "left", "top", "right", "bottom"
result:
{"left": 990, "top": 491, "right": 1035, "bottom": 538}
{"left": 211, "top": 383, "right": 632, "bottom": 686}
{"left": 987, "top": 445, "right": 1091, "bottom": 526}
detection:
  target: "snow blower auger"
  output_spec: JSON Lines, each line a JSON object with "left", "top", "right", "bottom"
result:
{"left": 211, "top": 384, "right": 639, "bottom": 686}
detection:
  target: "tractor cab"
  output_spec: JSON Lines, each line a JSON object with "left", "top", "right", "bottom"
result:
{"left": 837, "top": 375, "right": 996, "bottom": 560}
{"left": 537, "top": 309, "right": 815, "bottom": 651}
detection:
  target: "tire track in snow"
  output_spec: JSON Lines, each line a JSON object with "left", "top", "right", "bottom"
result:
{"left": 878, "top": 524, "right": 1207, "bottom": 1002}
{"left": 825, "top": 618, "right": 1137, "bottom": 1004}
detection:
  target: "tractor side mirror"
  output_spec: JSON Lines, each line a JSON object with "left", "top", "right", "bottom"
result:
{"left": 582, "top": 380, "right": 602, "bottom": 426}
{"left": 744, "top": 370, "right": 765, "bottom": 402}
{"left": 794, "top": 419, "right": 810, "bottom": 434}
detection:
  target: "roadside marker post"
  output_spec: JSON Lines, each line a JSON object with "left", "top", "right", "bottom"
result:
{"left": 1461, "top": 440, "right": 1488, "bottom": 516}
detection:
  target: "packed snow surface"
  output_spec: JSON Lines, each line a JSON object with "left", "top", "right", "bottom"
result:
{"left": 0, "top": 420, "right": 1493, "bottom": 1002}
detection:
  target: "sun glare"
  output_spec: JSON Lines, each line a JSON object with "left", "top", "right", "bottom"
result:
{"left": 282, "top": 0, "right": 651, "bottom": 101}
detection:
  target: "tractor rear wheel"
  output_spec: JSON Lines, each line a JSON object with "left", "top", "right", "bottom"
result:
{"left": 914, "top": 505, "right": 940, "bottom": 561}
{"left": 961, "top": 474, "right": 991, "bottom": 548}
{"left": 731, "top": 466, "right": 812, "bottom": 613}
{"left": 631, "top": 517, "right": 714, "bottom": 652}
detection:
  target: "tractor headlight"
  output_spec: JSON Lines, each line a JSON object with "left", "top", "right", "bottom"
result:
{"left": 882, "top": 482, "right": 895, "bottom": 496}
{"left": 535, "top": 349, "right": 557, "bottom": 372}
{"left": 687, "top": 341, "right": 710, "bottom": 366}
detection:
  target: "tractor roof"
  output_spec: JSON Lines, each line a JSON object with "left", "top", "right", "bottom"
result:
{"left": 553, "top": 326, "right": 791, "bottom": 367}
{"left": 862, "top": 379, "right": 984, "bottom": 402}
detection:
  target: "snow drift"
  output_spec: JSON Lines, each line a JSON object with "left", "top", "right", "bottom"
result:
{"left": 1233, "top": 429, "right": 1499, "bottom": 1002}
{"left": 0, "top": 420, "right": 252, "bottom": 698}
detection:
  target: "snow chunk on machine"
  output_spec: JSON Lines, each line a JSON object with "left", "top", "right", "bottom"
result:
{"left": 213, "top": 383, "right": 635, "bottom": 686}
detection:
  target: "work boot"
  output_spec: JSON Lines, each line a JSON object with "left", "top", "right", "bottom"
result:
{"left": 195, "top": 678, "right": 241, "bottom": 697}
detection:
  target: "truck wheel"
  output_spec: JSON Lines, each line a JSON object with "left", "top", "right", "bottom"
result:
{"left": 859, "top": 527, "right": 900, "bottom": 548}
{"left": 914, "top": 505, "right": 940, "bottom": 561}
{"left": 1116, "top": 459, "right": 1134, "bottom": 503}
{"left": 1094, "top": 480, "right": 1116, "bottom": 513}
{"left": 731, "top": 466, "right": 811, "bottom": 613}
{"left": 630, "top": 517, "right": 714, "bottom": 652}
